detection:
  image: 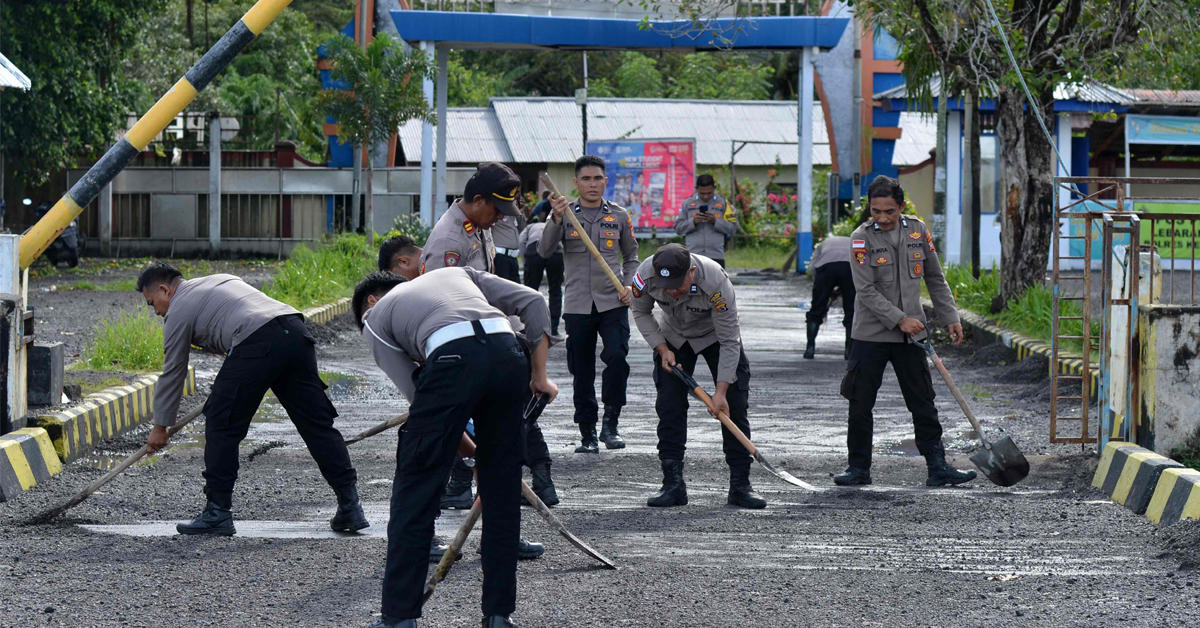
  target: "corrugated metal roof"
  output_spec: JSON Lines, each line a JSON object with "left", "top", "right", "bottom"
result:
{"left": 1125, "top": 89, "right": 1200, "bottom": 107}
{"left": 874, "top": 76, "right": 1134, "bottom": 105}
{"left": 491, "top": 97, "right": 829, "bottom": 166}
{"left": 0, "top": 53, "right": 30, "bottom": 91}
{"left": 395, "top": 97, "right": 936, "bottom": 167}
{"left": 398, "top": 107, "right": 514, "bottom": 163}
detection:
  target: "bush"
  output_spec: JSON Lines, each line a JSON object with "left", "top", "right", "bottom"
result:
{"left": 388, "top": 213, "right": 432, "bottom": 247}
{"left": 264, "top": 234, "right": 376, "bottom": 309}
{"left": 77, "top": 310, "right": 164, "bottom": 372}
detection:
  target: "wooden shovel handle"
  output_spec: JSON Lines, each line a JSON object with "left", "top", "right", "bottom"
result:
{"left": 684, "top": 381, "right": 758, "bottom": 457}
{"left": 539, "top": 173, "right": 626, "bottom": 294}
{"left": 913, "top": 336, "right": 991, "bottom": 448}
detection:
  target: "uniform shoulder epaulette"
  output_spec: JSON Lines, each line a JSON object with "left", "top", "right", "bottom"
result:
{"left": 904, "top": 214, "right": 925, "bottom": 225}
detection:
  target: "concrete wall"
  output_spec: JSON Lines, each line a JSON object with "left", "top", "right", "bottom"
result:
{"left": 1138, "top": 305, "right": 1200, "bottom": 455}
{"left": 900, "top": 160, "right": 935, "bottom": 223}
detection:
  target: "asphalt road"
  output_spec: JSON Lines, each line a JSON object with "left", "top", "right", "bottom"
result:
{"left": 1, "top": 271, "right": 1195, "bottom": 628}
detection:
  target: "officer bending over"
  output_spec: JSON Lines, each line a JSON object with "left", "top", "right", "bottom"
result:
{"left": 805, "top": 235, "right": 856, "bottom": 360}
{"left": 631, "top": 244, "right": 766, "bottom": 509}
{"left": 139, "top": 263, "right": 365, "bottom": 536}
{"left": 354, "top": 267, "right": 559, "bottom": 628}
{"left": 836, "top": 176, "right": 975, "bottom": 487}
{"left": 674, "top": 174, "right": 737, "bottom": 267}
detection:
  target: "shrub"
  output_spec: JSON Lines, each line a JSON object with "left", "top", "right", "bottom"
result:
{"left": 77, "top": 310, "right": 164, "bottom": 372}
{"left": 388, "top": 213, "right": 432, "bottom": 247}
{"left": 264, "top": 234, "right": 376, "bottom": 309}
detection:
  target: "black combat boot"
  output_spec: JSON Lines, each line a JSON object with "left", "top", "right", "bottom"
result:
{"left": 924, "top": 443, "right": 977, "bottom": 487}
{"left": 330, "top": 483, "right": 369, "bottom": 532}
{"left": 575, "top": 422, "right": 599, "bottom": 454}
{"left": 177, "top": 491, "right": 235, "bottom": 536}
{"left": 803, "top": 322, "right": 819, "bottom": 359}
{"left": 365, "top": 617, "right": 417, "bottom": 628}
{"left": 599, "top": 405, "right": 626, "bottom": 449}
{"left": 429, "top": 538, "right": 463, "bottom": 563}
{"left": 441, "top": 459, "right": 474, "bottom": 510}
{"left": 833, "top": 467, "right": 872, "bottom": 486}
{"left": 530, "top": 462, "right": 559, "bottom": 506}
{"left": 482, "top": 616, "right": 519, "bottom": 628}
{"left": 844, "top": 329, "right": 853, "bottom": 360}
{"left": 518, "top": 538, "right": 545, "bottom": 559}
{"left": 727, "top": 464, "right": 767, "bottom": 509}
{"left": 647, "top": 459, "right": 688, "bottom": 507}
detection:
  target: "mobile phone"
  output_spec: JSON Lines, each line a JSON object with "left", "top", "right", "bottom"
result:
{"left": 699, "top": 205, "right": 709, "bottom": 213}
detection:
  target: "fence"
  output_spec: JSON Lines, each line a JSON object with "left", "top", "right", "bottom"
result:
{"left": 67, "top": 166, "right": 476, "bottom": 257}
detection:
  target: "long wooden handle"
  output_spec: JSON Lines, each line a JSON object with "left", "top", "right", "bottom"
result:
{"left": 539, "top": 173, "right": 626, "bottom": 293}
{"left": 927, "top": 351, "right": 991, "bottom": 448}
{"left": 343, "top": 412, "right": 409, "bottom": 445}
{"left": 31, "top": 404, "right": 206, "bottom": 523}
{"left": 686, "top": 383, "right": 758, "bottom": 456}
{"left": 423, "top": 496, "right": 483, "bottom": 602}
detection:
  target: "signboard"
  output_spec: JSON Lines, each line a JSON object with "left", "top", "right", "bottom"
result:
{"left": 1126, "top": 115, "right": 1200, "bottom": 146}
{"left": 1066, "top": 200, "right": 1199, "bottom": 263}
{"left": 588, "top": 139, "right": 695, "bottom": 234}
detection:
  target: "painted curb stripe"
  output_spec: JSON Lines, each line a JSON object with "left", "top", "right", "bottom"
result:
{"left": 1147, "top": 469, "right": 1200, "bottom": 525}
{"left": 0, "top": 428, "right": 63, "bottom": 501}
{"left": 1122, "top": 456, "right": 1183, "bottom": 514}
{"left": 1093, "top": 441, "right": 1137, "bottom": 489}
{"left": 1156, "top": 470, "right": 1200, "bottom": 526}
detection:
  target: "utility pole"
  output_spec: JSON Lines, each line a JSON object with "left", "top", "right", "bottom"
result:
{"left": 961, "top": 89, "right": 981, "bottom": 277}
{"left": 580, "top": 52, "right": 589, "bottom": 156}
{"left": 933, "top": 76, "right": 948, "bottom": 252}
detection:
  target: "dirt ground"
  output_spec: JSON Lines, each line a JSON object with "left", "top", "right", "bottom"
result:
{"left": 1, "top": 270, "right": 1196, "bottom": 628}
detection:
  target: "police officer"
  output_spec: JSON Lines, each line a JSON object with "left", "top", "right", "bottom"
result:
{"left": 805, "top": 235, "right": 856, "bottom": 360}
{"left": 354, "top": 267, "right": 559, "bottom": 628}
{"left": 836, "top": 176, "right": 975, "bottom": 487}
{"left": 138, "top": 263, "right": 365, "bottom": 536}
{"left": 541, "top": 155, "right": 639, "bottom": 453}
{"left": 630, "top": 244, "right": 766, "bottom": 509}
{"left": 490, "top": 199, "right": 526, "bottom": 282}
{"left": 674, "top": 174, "right": 737, "bottom": 267}
{"left": 518, "top": 210, "right": 564, "bottom": 337}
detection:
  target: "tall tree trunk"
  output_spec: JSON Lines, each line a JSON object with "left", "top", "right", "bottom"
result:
{"left": 933, "top": 86, "right": 948, "bottom": 252}
{"left": 996, "top": 87, "right": 1056, "bottom": 308}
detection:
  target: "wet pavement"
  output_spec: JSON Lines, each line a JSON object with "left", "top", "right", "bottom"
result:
{"left": 1, "top": 271, "right": 1195, "bottom": 627}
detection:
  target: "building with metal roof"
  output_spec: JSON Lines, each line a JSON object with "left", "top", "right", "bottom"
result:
{"left": 0, "top": 53, "right": 30, "bottom": 91}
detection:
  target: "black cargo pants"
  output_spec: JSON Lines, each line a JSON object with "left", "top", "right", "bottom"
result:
{"left": 382, "top": 327, "right": 526, "bottom": 620}
{"left": 840, "top": 339, "right": 942, "bottom": 470}
{"left": 652, "top": 341, "right": 753, "bottom": 467}
{"left": 202, "top": 314, "right": 356, "bottom": 497}
{"left": 807, "top": 261, "right": 856, "bottom": 329}
{"left": 563, "top": 304, "right": 630, "bottom": 423}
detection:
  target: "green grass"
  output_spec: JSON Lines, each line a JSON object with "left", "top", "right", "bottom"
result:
{"left": 263, "top": 234, "right": 376, "bottom": 309}
{"left": 1170, "top": 444, "right": 1200, "bottom": 471}
{"left": 74, "top": 310, "right": 164, "bottom": 372}
{"left": 60, "top": 278, "right": 139, "bottom": 291}
{"left": 636, "top": 237, "right": 792, "bottom": 270}
{"left": 67, "top": 376, "right": 128, "bottom": 395}
{"left": 940, "top": 264, "right": 1098, "bottom": 358}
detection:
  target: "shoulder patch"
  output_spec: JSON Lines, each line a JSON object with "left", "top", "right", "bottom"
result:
{"left": 716, "top": 303, "right": 729, "bottom": 313}
{"left": 709, "top": 291, "right": 723, "bottom": 304}
{"left": 854, "top": 250, "right": 867, "bottom": 266}
{"left": 444, "top": 252, "right": 460, "bottom": 267}
{"left": 419, "top": 261, "right": 426, "bottom": 275}
{"left": 925, "top": 230, "right": 936, "bottom": 252}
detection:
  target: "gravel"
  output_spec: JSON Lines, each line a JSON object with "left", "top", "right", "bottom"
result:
{"left": 0, "top": 271, "right": 1192, "bottom": 627}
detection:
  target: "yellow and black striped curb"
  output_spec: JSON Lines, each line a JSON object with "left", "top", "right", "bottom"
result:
{"left": 302, "top": 297, "right": 350, "bottom": 325}
{"left": 30, "top": 367, "right": 196, "bottom": 464}
{"left": 1092, "top": 441, "right": 1185, "bottom": 516}
{"left": 924, "top": 300, "right": 1101, "bottom": 399}
{"left": 0, "top": 428, "right": 63, "bottom": 502}
{"left": 1147, "top": 468, "right": 1200, "bottom": 526}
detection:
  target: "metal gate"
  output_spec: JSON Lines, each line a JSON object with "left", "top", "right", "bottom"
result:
{"left": 1050, "top": 176, "right": 1200, "bottom": 445}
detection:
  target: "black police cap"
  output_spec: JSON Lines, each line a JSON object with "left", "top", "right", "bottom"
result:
{"left": 652, "top": 243, "right": 693, "bottom": 289}
{"left": 469, "top": 162, "right": 522, "bottom": 217}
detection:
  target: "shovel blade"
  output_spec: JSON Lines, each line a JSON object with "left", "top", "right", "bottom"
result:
{"left": 753, "top": 451, "right": 826, "bottom": 492}
{"left": 969, "top": 436, "right": 1030, "bottom": 487}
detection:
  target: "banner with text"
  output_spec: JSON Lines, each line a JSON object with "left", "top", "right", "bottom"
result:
{"left": 588, "top": 139, "right": 695, "bottom": 235}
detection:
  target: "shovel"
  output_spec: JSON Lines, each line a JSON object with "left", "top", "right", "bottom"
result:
{"left": 910, "top": 335, "right": 1029, "bottom": 487}
{"left": 670, "top": 364, "right": 824, "bottom": 492}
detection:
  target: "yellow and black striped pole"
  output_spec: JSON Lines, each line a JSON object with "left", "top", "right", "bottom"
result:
{"left": 18, "top": 0, "right": 294, "bottom": 269}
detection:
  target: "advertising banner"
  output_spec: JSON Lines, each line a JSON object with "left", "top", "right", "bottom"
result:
{"left": 588, "top": 139, "right": 696, "bottom": 235}
{"left": 1066, "top": 200, "right": 1199, "bottom": 264}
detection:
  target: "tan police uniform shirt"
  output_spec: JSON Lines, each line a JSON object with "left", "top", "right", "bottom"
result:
{"left": 630, "top": 253, "right": 743, "bottom": 384}
{"left": 361, "top": 266, "right": 555, "bottom": 401}
{"left": 538, "top": 199, "right": 639, "bottom": 314}
{"left": 153, "top": 274, "right": 299, "bottom": 426}
{"left": 490, "top": 213, "right": 526, "bottom": 255}
{"left": 674, "top": 193, "right": 737, "bottom": 260}
{"left": 811, "top": 235, "right": 852, "bottom": 269}
{"left": 420, "top": 200, "right": 495, "bottom": 275}
{"left": 849, "top": 215, "right": 959, "bottom": 344}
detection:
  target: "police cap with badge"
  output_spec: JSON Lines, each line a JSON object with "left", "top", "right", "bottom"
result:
{"left": 468, "top": 162, "right": 523, "bottom": 217}
{"left": 652, "top": 243, "right": 693, "bottom": 289}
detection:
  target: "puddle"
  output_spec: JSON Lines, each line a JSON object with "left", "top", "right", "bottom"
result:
{"left": 320, "top": 371, "right": 358, "bottom": 396}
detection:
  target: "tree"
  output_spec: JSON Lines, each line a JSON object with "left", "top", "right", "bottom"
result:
{"left": 616, "top": 52, "right": 665, "bottom": 98}
{"left": 667, "top": 53, "right": 773, "bottom": 100}
{"left": 318, "top": 33, "right": 433, "bottom": 246}
{"left": 0, "top": 0, "right": 162, "bottom": 188}
{"left": 858, "top": 0, "right": 1199, "bottom": 305}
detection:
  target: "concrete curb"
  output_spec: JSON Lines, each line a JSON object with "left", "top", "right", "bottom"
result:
{"left": 0, "top": 428, "right": 64, "bottom": 502}
{"left": 1093, "top": 441, "right": 1187, "bottom": 518}
{"left": 31, "top": 368, "right": 196, "bottom": 464}
{"left": 924, "top": 299, "right": 1100, "bottom": 400}
{"left": 302, "top": 296, "right": 351, "bottom": 325}
{"left": 1147, "top": 468, "right": 1200, "bottom": 526}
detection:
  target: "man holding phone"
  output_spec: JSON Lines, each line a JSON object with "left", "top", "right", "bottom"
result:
{"left": 674, "top": 174, "right": 737, "bottom": 267}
